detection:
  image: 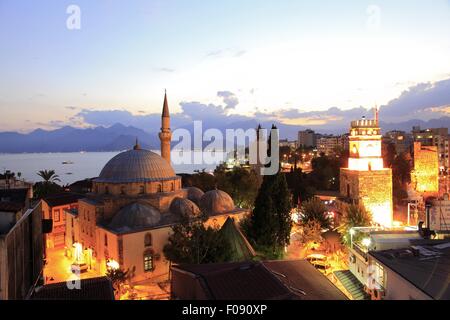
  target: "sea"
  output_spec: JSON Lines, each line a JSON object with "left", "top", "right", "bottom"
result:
{"left": 0, "top": 151, "right": 228, "bottom": 185}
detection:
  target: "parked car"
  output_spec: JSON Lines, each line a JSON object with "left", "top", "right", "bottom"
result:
{"left": 306, "top": 254, "right": 331, "bottom": 275}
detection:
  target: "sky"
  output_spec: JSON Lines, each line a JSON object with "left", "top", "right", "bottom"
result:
{"left": 0, "top": 0, "right": 450, "bottom": 132}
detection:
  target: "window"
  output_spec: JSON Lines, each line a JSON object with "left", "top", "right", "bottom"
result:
{"left": 54, "top": 209, "right": 60, "bottom": 222}
{"left": 139, "top": 185, "right": 145, "bottom": 194}
{"left": 157, "top": 184, "right": 162, "bottom": 192}
{"left": 144, "top": 253, "right": 154, "bottom": 272}
{"left": 105, "top": 186, "right": 109, "bottom": 194}
{"left": 104, "top": 234, "right": 108, "bottom": 247}
{"left": 87, "top": 211, "right": 90, "bottom": 222}
{"left": 121, "top": 186, "right": 126, "bottom": 195}
{"left": 71, "top": 218, "right": 74, "bottom": 228}
{"left": 171, "top": 182, "right": 174, "bottom": 191}
{"left": 144, "top": 233, "right": 152, "bottom": 247}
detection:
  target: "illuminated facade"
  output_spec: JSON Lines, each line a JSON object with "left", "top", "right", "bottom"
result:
{"left": 340, "top": 113, "right": 393, "bottom": 227}
{"left": 411, "top": 142, "right": 439, "bottom": 194}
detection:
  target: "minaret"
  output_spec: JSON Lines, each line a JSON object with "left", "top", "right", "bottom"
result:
{"left": 159, "top": 90, "right": 172, "bottom": 163}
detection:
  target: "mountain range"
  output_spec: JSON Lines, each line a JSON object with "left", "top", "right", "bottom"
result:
{"left": 1, "top": 117, "right": 450, "bottom": 153}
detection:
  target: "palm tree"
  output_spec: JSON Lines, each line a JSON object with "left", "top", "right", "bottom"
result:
{"left": 37, "top": 169, "right": 61, "bottom": 183}
{"left": 34, "top": 169, "right": 62, "bottom": 199}
{"left": 300, "top": 198, "right": 332, "bottom": 230}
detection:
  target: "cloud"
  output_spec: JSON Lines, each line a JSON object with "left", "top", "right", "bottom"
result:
{"left": 217, "top": 91, "right": 239, "bottom": 109}
{"left": 380, "top": 78, "right": 450, "bottom": 120}
{"left": 38, "top": 77, "right": 450, "bottom": 135}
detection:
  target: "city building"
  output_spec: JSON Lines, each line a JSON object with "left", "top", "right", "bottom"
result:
{"left": 0, "top": 203, "right": 45, "bottom": 300}
{"left": 316, "top": 134, "right": 348, "bottom": 156}
{"left": 428, "top": 194, "right": 450, "bottom": 235}
{"left": 171, "top": 260, "right": 347, "bottom": 300}
{"left": 317, "top": 135, "right": 339, "bottom": 155}
{"left": 411, "top": 142, "right": 439, "bottom": 195}
{"left": 383, "top": 130, "right": 412, "bottom": 155}
{"left": 41, "top": 193, "right": 84, "bottom": 249}
{"left": 63, "top": 93, "right": 247, "bottom": 285}
{"left": 369, "top": 240, "right": 450, "bottom": 300}
{"left": 412, "top": 126, "right": 449, "bottom": 173}
{"left": 279, "top": 139, "right": 297, "bottom": 150}
{"left": 340, "top": 113, "right": 393, "bottom": 227}
{"left": 0, "top": 187, "right": 33, "bottom": 232}
{"left": 298, "top": 129, "right": 316, "bottom": 148}
{"left": 343, "top": 227, "right": 426, "bottom": 300}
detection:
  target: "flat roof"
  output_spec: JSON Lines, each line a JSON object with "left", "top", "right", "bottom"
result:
{"left": 370, "top": 240, "right": 450, "bottom": 300}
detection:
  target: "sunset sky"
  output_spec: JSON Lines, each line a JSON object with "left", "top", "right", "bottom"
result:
{"left": 1, "top": 0, "right": 450, "bottom": 132}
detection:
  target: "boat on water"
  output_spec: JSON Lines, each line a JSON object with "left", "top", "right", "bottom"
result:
{"left": 62, "top": 161, "right": 74, "bottom": 164}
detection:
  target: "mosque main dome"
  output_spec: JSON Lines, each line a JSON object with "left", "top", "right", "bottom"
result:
{"left": 95, "top": 148, "right": 177, "bottom": 184}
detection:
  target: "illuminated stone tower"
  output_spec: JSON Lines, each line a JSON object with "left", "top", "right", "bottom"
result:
{"left": 340, "top": 109, "right": 393, "bottom": 227}
{"left": 159, "top": 91, "right": 172, "bottom": 163}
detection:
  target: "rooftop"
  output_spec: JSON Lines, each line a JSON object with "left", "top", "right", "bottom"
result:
{"left": 173, "top": 260, "right": 347, "bottom": 300}
{"left": 31, "top": 277, "right": 115, "bottom": 300}
{"left": 43, "top": 192, "right": 84, "bottom": 207}
{"left": 0, "top": 188, "right": 29, "bottom": 209}
{"left": 369, "top": 240, "right": 450, "bottom": 300}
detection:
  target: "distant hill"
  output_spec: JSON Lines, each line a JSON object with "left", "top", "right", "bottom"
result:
{"left": 1, "top": 117, "right": 450, "bottom": 153}
{"left": 0, "top": 124, "right": 159, "bottom": 153}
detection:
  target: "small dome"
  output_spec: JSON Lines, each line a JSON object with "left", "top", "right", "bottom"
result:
{"left": 199, "top": 190, "right": 235, "bottom": 216}
{"left": 108, "top": 202, "right": 161, "bottom": 231}
{"left": 186, "top": 187, "right": 205, "bottom": 205}
{"left": 95, "top": 148, "right": 177, "bottom": 183}
{"left": 170, "top": 197, "right": 201, "bottom": 218}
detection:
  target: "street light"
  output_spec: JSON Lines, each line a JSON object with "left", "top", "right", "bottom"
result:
{"left": 349, "top": 228, "right": 355, "bottom": 248}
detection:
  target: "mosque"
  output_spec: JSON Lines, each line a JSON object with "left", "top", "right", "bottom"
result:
{"left": 64, "top": 93, "right": 248, "bottom": 283}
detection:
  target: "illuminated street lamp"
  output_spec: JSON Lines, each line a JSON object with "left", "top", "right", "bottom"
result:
{"left": 107, "top": 259, "right": 120, "bottom": 271}
{"left": 349, "top": 228, "right": 355, "bottom": 248}
{"left": 361, "top": 237, "right": 371, "bottom": 248}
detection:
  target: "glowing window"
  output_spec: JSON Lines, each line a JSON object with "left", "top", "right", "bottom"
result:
{"left": 144, "top": 253, "right": 154, "bottom": 272}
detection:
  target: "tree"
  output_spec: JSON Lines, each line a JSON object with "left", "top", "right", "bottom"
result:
{"left": 33, "top": 169, "right": 63, "bottom": 199}
{"left": 338, "top": 203, "right": 372, "bottom": 245}
{"left": 214, "top": 165, "right": 259, "bottom": 209}
{"left": 299, "top": 220, "right": 323, "bottom": 248}
{"left": 163, "top": 215, "right": 232, "bottom": 264}
{"left": 106, "top": 267, "right": 129, "bottom": 298}
{"left": 300, "top": 197, "right": 332, "bottom": 230}
{"left": 392, "top": 152, "right": 412, "bottom": 205}
{"left": 247, "top": 170, "right": 292, "bottom": 254}
{"left": 37, "top": 169, "right": 61, "bottom": 183}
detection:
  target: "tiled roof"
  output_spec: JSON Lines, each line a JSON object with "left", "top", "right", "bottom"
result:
{"left": 32, "top": 277, "right": 115, "bottom": 300}
{"left": 173, "top": 260, "right": 347, "bottom": 300}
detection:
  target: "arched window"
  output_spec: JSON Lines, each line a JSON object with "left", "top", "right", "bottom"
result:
{"left": 120, "top": 185, "right": 126, "bottom": 195}
{"left": 144, "top": 233, "right": 152, "bottom": 247}
{"left": 157, "top": 184, "right": 162, "bottom": 193}
{"left": 139, "top": 185, "right": 145, "bottom": 194}
{"left": 105, "top": 186, "right": 109, "bottom": 195}
{"left": 171, "top": 182, "right": 174, "bottom": 191}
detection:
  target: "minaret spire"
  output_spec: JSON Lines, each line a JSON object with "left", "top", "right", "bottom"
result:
{"left": 159, "top": 90, "right": 172, "bottom": 163}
